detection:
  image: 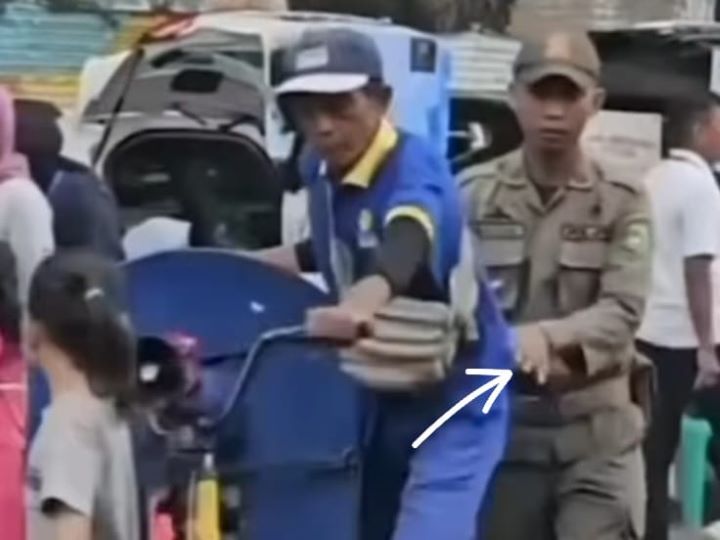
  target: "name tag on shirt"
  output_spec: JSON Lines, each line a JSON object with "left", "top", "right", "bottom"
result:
{"left": 472, "top": 221, "right": 525, "bottom": 240}
{"left": 561, "top": 224, "right": 611, "bottom": 242}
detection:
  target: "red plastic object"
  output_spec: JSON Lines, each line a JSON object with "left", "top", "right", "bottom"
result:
{"left": 153, "top": 513, "right": 175, "bottom": 540}
{"left": 166, "top": 333, "right": 202, "bottom": 395}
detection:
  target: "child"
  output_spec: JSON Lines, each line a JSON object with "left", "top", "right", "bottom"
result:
{"left": 0, "top": 242, "right": 26, "bottom": 540}
{"left": 25, "top": 252, "right": 140, "bottom": 540}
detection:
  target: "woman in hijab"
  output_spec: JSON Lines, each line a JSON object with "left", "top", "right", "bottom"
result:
{"left": 0, "top": 87, "right": 53, "bottom": 302}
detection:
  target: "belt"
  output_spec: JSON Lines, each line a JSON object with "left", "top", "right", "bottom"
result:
{"left": 512, "top": 373, "right": 631, "bottom": 425}
{"left": 505, "top": 405, "right": 644, "bottom": 464}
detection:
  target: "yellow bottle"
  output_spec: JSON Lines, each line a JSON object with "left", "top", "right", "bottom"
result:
{"left": 192, "top": 452, "right": 221, "bottom": 540}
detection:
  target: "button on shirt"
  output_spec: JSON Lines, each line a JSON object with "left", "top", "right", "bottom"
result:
{"left": 638, "top": 149, "right": 720, "bottom": 348}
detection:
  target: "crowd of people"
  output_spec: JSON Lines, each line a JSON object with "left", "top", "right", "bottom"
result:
{"left": 1, "top": 20, "right": 720, "bottom": 540}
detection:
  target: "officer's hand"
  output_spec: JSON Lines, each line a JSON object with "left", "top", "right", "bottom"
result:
{"left": 305, "top": 306, "right": 372, "bottom": 342}
{"left": 695, "top": 347, "right": 720, "bottom": 389}
{"left": 515, "top": 324, "right": 553, "bottom": 385}
{"left": 548, "top": 357, "right": 574, "bottom": 379}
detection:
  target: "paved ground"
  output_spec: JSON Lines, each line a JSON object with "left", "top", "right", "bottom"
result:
{"left": 672, "top": 525, "right": 712, "bottom": 539}
{"left": 672, "top": 530, "right": 704, "bottom": 540}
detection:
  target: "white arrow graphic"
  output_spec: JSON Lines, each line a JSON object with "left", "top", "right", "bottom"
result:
{"left": 411, "top": 368, "right": 513, "bottom": 449}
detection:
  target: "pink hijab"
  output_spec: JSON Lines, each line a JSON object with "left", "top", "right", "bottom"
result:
{"left": 0, "top": 87, "right": 30, "bottom": 182}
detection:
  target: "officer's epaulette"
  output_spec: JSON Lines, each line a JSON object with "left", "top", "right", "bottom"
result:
{"left": 470, "top": 173, "right": 501, "bottom": 212}
{"left": 456, "top": 161, "right": 496, "bottom": 191}
{"left": 496, "top": 150, "right": 525, "bottom": 179}
{"left": 459, "top": 150, "right": 523, "bottom": 187}
{"left": 593, "top": 160, "right": 644, "bottom": 195}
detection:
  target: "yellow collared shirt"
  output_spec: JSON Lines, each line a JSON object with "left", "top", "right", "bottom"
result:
{"left": 341, "top": 119, "right": 399, "bottom": 189}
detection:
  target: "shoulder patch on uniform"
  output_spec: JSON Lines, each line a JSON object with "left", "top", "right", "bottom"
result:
{"left": 610, "top": 219, "right": 651, "bottom": 264}
{"left": 623, "top": 221, "right": 651, "bottom": 252}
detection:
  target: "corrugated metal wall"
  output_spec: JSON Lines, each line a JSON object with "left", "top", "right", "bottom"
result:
{"left": 510, "top": 0, "right": 715, "bottom": 34}
{"left": 0, "top": 1, "right": 156, "bottom": 108}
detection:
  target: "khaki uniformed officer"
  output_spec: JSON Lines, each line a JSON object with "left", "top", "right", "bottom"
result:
{"left": 467, "top": 32, "right": 652, "bottom": 540}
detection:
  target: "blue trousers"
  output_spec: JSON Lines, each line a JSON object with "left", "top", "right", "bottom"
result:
{"left": 28, "top": 366, "right": 49, "bottom": 442}
{"left": 361, "top": 284, "right": 513, "bottom": 540}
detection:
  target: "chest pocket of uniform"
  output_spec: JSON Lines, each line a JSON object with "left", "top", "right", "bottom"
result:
{"left": 477, "top": 235, "right": 526, "bottom": 314}
{"left": 558, "top": 240, "right": 607, "bottom": 313}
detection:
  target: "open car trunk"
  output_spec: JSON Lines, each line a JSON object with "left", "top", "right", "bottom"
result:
{"left": 83, "top": 28, "right": 268, "bottom": 126}
{"left": 105, "top": 130, "right": 282, "bottom": 250}
{"left": 83, "top": 28, "right": 283, "bottom": 250}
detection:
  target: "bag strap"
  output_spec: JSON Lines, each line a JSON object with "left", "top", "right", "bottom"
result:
{"left": 449, "top": 226, "right": 480, "bottom": 342}
{"left": 324, "top": 182, "right": 355, "bottom": 298}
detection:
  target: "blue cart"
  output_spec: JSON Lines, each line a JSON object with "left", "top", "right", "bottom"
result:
{"left": 123, "top": 245, "right": 512, "bottom": 540}
{"left": 125, "top": 249, "right": 370, "bottom": 540}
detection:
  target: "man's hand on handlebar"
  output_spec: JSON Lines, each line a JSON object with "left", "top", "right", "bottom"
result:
{"left": 305, "top": 305, "right": 372, "bottom": 342}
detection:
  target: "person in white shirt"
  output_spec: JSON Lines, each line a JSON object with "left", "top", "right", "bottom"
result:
{"left": 0, "top": 87, "right": 53, "bottom": 302}
{"left": 638, "top": 93, "right": 720, "bottom": 540}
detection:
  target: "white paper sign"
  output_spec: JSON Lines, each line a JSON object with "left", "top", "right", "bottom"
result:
{"left": 581, "top": 110, "right": 663, "bottom": 183}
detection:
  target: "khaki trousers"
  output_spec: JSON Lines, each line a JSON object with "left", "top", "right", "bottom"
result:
{"left": 480, "top": 445, "right": 645, "bottom": 540}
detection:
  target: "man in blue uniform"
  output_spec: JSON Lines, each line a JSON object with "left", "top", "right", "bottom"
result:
{"left": 254, "top": 28, "right": 513, "bottom": 540}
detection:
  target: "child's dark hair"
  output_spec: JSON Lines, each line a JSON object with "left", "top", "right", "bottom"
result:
{"left": 28, "top": 251, "right": 136, "bottom": 407}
